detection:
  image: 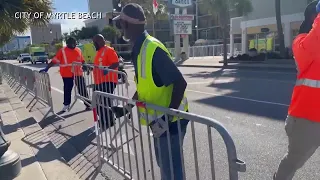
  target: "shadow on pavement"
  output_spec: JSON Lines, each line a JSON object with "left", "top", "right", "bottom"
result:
{"left": 184, "top": 68, "right": 293, "bottom": 121}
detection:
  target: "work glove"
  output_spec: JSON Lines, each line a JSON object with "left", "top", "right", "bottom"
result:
{"left": 317, "top": 1, "right": 320, "bottom": 13}
{"left": 111, "top": 105, "right": 133, "bottom": 118}
{"left": 39, "top": 67, "right": 48, "bottom": 73}
{"left": 103, "top": 69, "right": 109, "bottom": 75}
{"left": 149, "top": 115, "right": 172, "bottom": 138}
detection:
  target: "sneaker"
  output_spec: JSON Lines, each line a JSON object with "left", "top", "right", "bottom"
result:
{"left": 61, "top": 105, "right": 70, "bottom": 112}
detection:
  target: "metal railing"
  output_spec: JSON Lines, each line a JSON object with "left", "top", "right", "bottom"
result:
{"left": 91, "top": 91, "right": 246, "bottom": 180}
{"left": 0, "top": 62, "right": 56, "bottom": 120}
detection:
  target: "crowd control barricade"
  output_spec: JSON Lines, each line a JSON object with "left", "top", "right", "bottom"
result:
{"left": 19, "top": 68, "right": 36, "bottom": 100}
{"left": 70, "top": 62, "right": 130, "bottom": 110}
{"left": 26, "top": 71, "right": 55, "bottom": 119}
{"left": 71, "top": 62, "right": 138, "bottom": 148}
{"left": 91, "top": 91, "right": 246, "bottom": 180}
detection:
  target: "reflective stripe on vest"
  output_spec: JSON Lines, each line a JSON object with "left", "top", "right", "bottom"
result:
{"left": 140, "top": 39, "right": 150, "bottom": 78}
{"left": 296, "top": 78, "right": 320, "bottom": 88}
{"left": 138, "top": 97, "right": 188, "bottom": 124}
{"left": 99, "top": 47, "right": 107, "bottom": 66}
{"left": 61, "top": 48, "right": 72, "bottom": 67}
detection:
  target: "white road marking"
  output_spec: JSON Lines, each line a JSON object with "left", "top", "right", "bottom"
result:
{"left": 50, "top": 86, "right": 84, "bottom": 104}
{"left": 127, "top": 79, "right": 289, "bottom": 107}
{"left": 187, "top": 89, "right": 289, "bottom": 107}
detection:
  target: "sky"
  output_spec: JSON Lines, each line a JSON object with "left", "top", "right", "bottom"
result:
{"left": 23, "top": 0, "right": 88, "bottom": 36}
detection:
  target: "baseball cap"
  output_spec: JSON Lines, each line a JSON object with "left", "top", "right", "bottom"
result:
{"left": 112, "top": 3, "right": 146, "bottom": 24}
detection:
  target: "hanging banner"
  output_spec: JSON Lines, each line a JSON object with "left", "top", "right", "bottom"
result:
{"left": 171, "top": 0, "right": 193, "bottom": 7}
{"left": 173, "top": 20, "right": 192, "bottom": 34}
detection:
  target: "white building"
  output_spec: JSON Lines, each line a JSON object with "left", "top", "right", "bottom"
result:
{"left": 230, "top": 0, "right": 312, "bottom": 55}
{"left": 1, "top": 36, "right": 31, "bottom": 52}
{"left": 30, "top": 23, "right": 62, "bottom": 44}
{"left": 84, "top": 0, "right": 118, "bottom": 31}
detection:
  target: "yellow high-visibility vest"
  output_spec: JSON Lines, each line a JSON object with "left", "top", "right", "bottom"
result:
{"left": 135, "top": 35, "right": 188, "bottom": 125}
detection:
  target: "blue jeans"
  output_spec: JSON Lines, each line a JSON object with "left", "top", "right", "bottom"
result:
{"left": 153, "top": 119, "right": 189, "bottom": 180}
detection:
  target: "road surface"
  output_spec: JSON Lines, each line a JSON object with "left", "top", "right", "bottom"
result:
{"left": 5, "top": 59, "right": 320, "bottom": 180}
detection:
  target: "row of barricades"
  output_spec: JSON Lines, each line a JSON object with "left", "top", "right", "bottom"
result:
{"left": 68, "top": 61, "right": 248, "bottom": 179}
{"left": 0, "top": 62, "right": 54, "bottom": 119}
{"left": 0, "top": 62, "right": 246, "bottom": 179}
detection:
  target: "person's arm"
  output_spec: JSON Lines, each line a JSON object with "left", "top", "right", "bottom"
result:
{"left": 105, "top": 48, "right": 119, "bottom": 69}
{"left": 152, "top": 48, "right": 187, "bottom": 110}
{"left": 41, "top": 49, "right": 61, "bottom": 71}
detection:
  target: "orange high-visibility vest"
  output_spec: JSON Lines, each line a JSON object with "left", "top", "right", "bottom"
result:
{"left": 52, "top": 47, "right": 84, "bottom": 77}
{"left": 288, "top": 14, "right": 320, "bottom": 122}
{"left": 93, "top": 46, "right": 118, "bottom": 84}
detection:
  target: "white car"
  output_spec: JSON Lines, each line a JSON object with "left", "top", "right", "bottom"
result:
{"left": 17, "top": 53, "right": 31, "bottom": 63}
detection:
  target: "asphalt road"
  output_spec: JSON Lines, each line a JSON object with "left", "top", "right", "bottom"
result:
{"left": 5, "top": 59, "right": 320, "bottom": 180}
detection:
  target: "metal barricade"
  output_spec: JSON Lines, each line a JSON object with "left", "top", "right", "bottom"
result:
{"left": 92, "top": 92, "right": 246, "bottom": 180}
{"left": 70, "top": 62, "right": 138, "bottom": 149}
{"left": 26, "top": 71, "right": 55, "bottom": 119}
{"left": 20, "top": 68, "right": 36, "bottom": 100}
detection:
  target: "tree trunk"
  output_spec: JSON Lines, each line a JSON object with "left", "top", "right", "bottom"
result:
{"left": 220, "top": 12, "right": 228, "bottom": 66}
{"left": 275, "top": 0, "right": 286, "bottom": 57}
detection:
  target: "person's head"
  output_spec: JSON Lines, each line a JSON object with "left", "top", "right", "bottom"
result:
{"left": 92, "top": 34, "right": 106, "bottom": 51}
{"left": 66, "top": 37, "right": 77, "bottom": 49}
{"left": 112, "top": 3, "right": 146, "bottom": 42}
{"left": 299, "top": 1, "right": 318, "bottom": 34}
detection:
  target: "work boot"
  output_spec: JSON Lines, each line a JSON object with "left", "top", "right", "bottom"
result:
{"left": 61, "top": 105, "right": 70, "bottom": 112}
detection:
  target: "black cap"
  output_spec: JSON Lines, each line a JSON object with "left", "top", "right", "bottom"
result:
{"left": 304, "top": 1, "right": 318, "bottom": 19}
{"left": 112, "top": 3, "right": 146, "bottom": 24}
{"left": 299, "top": 1, "right": 319, "bottom": 34}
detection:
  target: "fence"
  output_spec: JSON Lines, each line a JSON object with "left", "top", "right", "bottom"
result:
{"left": 69, "top": 62, "right": 130, "bottom": 110}
{"left": 0, "top": 62, "right": 55, "bottom": 120}
{"left": 168, "top": 43, "right": 242, "bottom": 60}
{"left": 91, "top": 91, "right": 246, "bottom": 180}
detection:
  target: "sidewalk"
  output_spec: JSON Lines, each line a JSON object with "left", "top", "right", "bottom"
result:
{"left": 0, "top": 82, "right": 80, "bottom": 180}
{"left": 176, "top": 56, "right": 297, "bottom": 70}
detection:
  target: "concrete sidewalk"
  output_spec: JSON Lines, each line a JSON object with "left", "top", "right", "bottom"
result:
{"left": 0, "top": 82, "right": 80, "bottom": 180}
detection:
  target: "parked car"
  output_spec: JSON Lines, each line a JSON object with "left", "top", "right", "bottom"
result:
{"left": 17, "top": 53, "right": 31, "bottom": 63}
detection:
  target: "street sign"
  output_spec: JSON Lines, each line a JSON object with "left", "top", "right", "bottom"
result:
{"left": 170, "top": 14, "right": 194, "bottom": 21}
{"left": 172, "top": 0, "right": 193, "bottom": 7}
{"left": 173, "top": 20, "right": 192, "bottom": 34}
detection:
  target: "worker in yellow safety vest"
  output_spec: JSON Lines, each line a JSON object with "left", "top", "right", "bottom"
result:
{"left": 113, "top": 3, "right": 189, "bottom": 180}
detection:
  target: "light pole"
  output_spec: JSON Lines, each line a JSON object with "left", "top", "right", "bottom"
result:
{"left": 195, "top": 0, "right": 199, "bottom": 40}
{"left": 0, "top": 124, "right": 21, "bottom": 179}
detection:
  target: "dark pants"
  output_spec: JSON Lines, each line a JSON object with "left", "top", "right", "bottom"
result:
{"left": 62, "top": 76, "right": 89, "bottom": 106}
{"left": 75, "top": 76, "right": 90, "bottom": 106}
{"left": 94, "top": 82, "right": 117, "bottom": 129}
{"left": 63, "top": 77, "right": 73, "bottom": 106}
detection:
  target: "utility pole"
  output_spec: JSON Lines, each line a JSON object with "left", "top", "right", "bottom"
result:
{"left": 195, "top": 0, "right": 198, "bottom": 40}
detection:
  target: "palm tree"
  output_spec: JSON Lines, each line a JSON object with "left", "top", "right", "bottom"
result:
{"left": 202, "top": 0, "right": 252, "bottom": 66}
{"left": 275, "top": 0, "right": 285, "bottom": 57}
{"left": 0, "top": 0, "right": 53, "bottom": 45}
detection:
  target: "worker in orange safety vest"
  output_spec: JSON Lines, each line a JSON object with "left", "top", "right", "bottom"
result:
{"left": 274, "top": 1, "right": 320, "bottom": 179}
{"left": 92, "top": 34, "right": 119, "bottom": 129}
{"left": 39, "top": 37, "right": 90, "bottom": 112}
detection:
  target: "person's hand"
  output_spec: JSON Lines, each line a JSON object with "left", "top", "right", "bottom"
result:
{"left": 111, "top": 105, "right": 132, "bottom": 118}
{"left": 316, "top": 0, "right": 320, "bottom": 13}
{"left": 103, "top": 69, "right": 109, "bottom": 75}
{"left": 39, "top": 67, "right": 48, "bottom": 73}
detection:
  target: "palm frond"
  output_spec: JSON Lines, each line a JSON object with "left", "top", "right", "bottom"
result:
{"left": 0, "top": 0, "right": 53, "bottom": 45}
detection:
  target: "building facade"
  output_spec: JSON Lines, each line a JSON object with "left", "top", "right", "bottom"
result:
{"left": 0, "top": 36, "right": 31, "bottom": 52}
{"left": 84, "top": 0, "right": 115, "bottom": 31}
{"left": 230, "top": 0, "right": 311, "bottom": 55}
{"left": 30, "top": 23, "right": 62, "bottom": 45}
